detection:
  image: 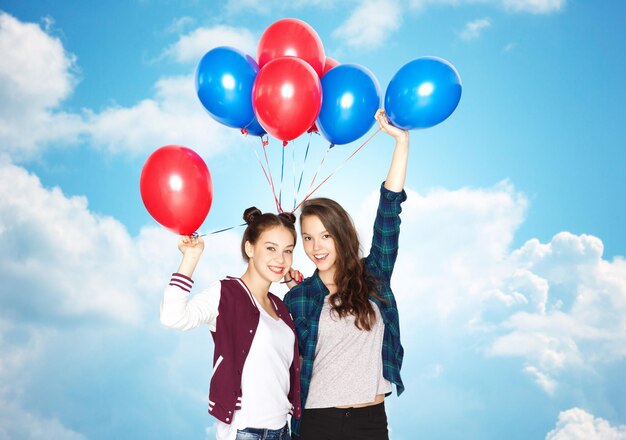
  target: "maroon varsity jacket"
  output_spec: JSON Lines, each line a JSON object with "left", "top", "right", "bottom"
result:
{"left": 207, "top": 276, "right": 302, "bottom": 424}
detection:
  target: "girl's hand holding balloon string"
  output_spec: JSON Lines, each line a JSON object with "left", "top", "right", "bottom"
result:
{"left": 282, "top": 268, "right": 304, "bottom": 289}
{"left": 176, "top": 235, "right": 205, "bottom": 278}
{"left": 178, "top": 234, "right": 205, "bottom": 256}
{"left": 375, "top": 109, "right": 409, "bottom": 143}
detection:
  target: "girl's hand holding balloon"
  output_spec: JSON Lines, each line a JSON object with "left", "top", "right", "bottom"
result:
{"left": 178, "top": 235, "right": 205, "bottom": 257}
{"left": 176, "top": 235, "right": 205, "bottom": 278}
{"left": 375, "top": 109, "right": 409, "bottom": 143}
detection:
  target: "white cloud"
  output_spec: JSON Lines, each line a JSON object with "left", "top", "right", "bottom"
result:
{"left": 546, "top": 408, "right": 626, "bottom": 440}
{"left": 84, "top": 74, "right": 242, "bottom": 158}
{"left": 485, "top": 233, "right": 626, "bottom": 392}
{"left": 225, "top": 0, "right": 335, "bottom": 15}
{"left": 162, "top": 25, "right": 257, "bottom": 63}
{"left": 0, "top": 399, "right": 87, "bottom": 440}
{"left": 0, "top": 13, "right": 75, "bottom": 115}
{"left": 86, "top": 24, "right": 260, "bottom": 158}
{"left": 225, "top": 0, "right": 273, "bottom": 14}
{"left": 525, "top": 364, "right": 558, "bottom": 395}
{"left": 205, "top": 423, "right": 218, "bottom": 440}
{"left": 333, "top": 0, "right": 403, "bottom": 50}
{"left": 410, "top": 0, "right": 468, "bottom": 12}
{"left": 503, "top": 0, "right": 566, "bottom": 14}
{"left": 460, "top": 18, "right": 492, "bottom": 40}
{"left": 0, "top": 14, "right": 252, "bottom": 162}
{"left": 504, "top": 42, "right": 517, "bottom": 52}
{"left": 0, "top": 12, "right": 84, "bottom": 159}
{"left": 0, "top": 162, "right": 145, "bottom": 324}
{"left": 165, "top": 16, "right": 196, "bottom": 34}
{"left": 410, "top": 0, "right": 566, "bottom": 14}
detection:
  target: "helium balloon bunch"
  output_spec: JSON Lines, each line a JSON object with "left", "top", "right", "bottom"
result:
{"left": 139, "top": 19, "right": 464, "bottom": 234}
{"left": 195, "top": 18, "right": 462, "bottom": 145}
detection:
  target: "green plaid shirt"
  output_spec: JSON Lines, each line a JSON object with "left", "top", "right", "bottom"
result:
{"left": 284, "top": 184, "right": 407, "bottom": 436}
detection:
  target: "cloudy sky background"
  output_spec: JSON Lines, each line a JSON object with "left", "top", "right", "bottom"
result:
{"left": 1, "top": 1, "right": 625, "bottom": 439}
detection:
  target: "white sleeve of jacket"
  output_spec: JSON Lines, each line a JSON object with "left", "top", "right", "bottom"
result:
{"left": 160, "top": 275, "right": 221, "bottom": 332}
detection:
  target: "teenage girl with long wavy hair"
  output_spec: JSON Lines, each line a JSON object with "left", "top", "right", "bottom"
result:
{"left": 284, "top": 109, "right": 410, "bottom": 440}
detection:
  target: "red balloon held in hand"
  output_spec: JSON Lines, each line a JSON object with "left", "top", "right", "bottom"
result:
{"left": 252, "top": 57, "right": 322, "bottom": 142}
{"left": 257, "top": 18, "right": 325, "bottom": 77}
{"left": 140, "top": 145, "right": 213, "bottom": 235}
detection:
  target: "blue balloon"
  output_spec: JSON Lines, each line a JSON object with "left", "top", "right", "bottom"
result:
{"left": 317, "top": 64, "right": 381, "bottom": 145}
{"left": 244, "top": 116, "right": 267, "bottom": 137}
{"left": 196, "top": 46, "right": 259, "bottom": 129}
{"left": 385, "top": 57, "right": 462, "bottom": 130}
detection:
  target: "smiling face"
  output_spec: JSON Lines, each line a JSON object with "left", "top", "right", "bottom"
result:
{"left": 244, "top": 226, "right": 295, "bottom": 283}
{"left": 301, "top": 214, "right": 337, "bottom": 276}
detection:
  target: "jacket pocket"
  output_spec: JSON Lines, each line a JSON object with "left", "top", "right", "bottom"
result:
{"left": 212, "top": 355, "right": 224, "bottom": 375}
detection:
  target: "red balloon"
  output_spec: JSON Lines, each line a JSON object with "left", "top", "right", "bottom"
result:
{"left": 257, "top": 18, "right": 325, "bottom": 77}
{"left": 322, "top": 56, "right": 339, "bottom": 77}
{"left": 140, "top": 145, "right": 213, "bottom": 235}
{"left": 252, "top": 57, "right": 322, "bottom": 142}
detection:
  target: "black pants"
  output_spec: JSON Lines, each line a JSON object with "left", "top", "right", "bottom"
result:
{"left": 298, "top": 402, "right": 389, "bottom": 440}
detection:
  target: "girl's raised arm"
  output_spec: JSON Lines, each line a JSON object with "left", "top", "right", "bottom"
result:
{"left": 375, "top": 109, "right": 410, "bottom": 192}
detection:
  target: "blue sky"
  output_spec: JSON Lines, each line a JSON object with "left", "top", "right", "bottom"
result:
{"left": 0, "top": 1, "right": 625, "bottom": 439}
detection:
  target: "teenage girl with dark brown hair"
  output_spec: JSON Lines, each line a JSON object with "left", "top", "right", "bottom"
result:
{"left": 161, "top": 209, "right": 301, "bottom": 440}
{"left": 284, "top": 109, "right": 410, "bottom": 440}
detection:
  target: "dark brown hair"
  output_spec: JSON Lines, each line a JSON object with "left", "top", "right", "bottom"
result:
{"left": 300, "top": 198, "right": 381, "bottom": 330}
{"left": 241, "top": 207, "right": 297, "bottom": 261}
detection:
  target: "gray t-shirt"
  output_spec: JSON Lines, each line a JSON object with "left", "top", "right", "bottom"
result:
{"left": 305, "top": 295, "right": 392, "bottom": 408}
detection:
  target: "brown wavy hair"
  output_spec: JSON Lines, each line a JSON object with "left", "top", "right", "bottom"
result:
{"left": 300, "top": 198, "right": 381, "bottom": 331}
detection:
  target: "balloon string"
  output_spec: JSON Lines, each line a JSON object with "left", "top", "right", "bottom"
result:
{"left": 247, "top": 135, "right": 281, "bottom": 212}
{"left": 262, "top": 141, "right": 283, "bottom": 212}
{"left": 195, "top": 223, "right": 247, "bottom": 237}
{"left": 292, "top": 141, "right": 297, "bottom": 211}
{"left": 294, "top": 133, "right": 311, "bottom": 210}
{"left": 307, "top": 143, "right": 332, "bottom": 192}
{"left": 279, "top": 143, "right": 285, "bottom": 209}
{"left": 249, "top": 138, "right": 272, "bottom": 191}
{"left": 294, "top": 128, "right": 381, "bottom": 212}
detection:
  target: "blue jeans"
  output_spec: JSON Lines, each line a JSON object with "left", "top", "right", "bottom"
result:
{"left": 236, "top": 423, "right": 291, "bottom": 440}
